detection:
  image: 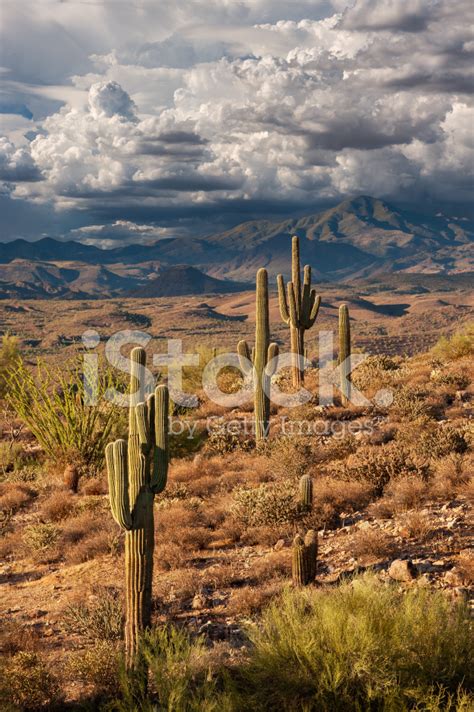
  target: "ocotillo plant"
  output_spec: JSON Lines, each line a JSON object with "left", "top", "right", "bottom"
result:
{"left": 277, "top": 236, "right": 321, "bottom": 388}
{"left": 292, "top": 530, "right": 318, "bottom": 585}
{"left": 338, "top": 303, "right": 351, "bottom": 406}
{"left": 105, "top": 347, "right": 169, "bottom": 668}
{"left": 238, "top": 268, "right": 279, "bottom": 441}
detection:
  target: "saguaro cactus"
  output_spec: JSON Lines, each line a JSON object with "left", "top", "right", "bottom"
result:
{"left": 238, "top": 268, "right": 279, "bottom": 441}
{"left": 105, "top": 347, "right": 169, "bottom": 668}
{"left": 338, "top": 303, "right": 351, "bottom": 406}
{"left": 299, "top": 474, "right": 313, "bottom": 511}
{"left": 277, "top": 236, "right": 321, "bottom": 388}
{"left": 292, "top": 530, "right": 318, "bottom": 585}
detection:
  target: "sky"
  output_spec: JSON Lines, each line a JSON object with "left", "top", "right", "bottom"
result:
{"left": 0, "top": 0, "right": 473, "bottom": 246}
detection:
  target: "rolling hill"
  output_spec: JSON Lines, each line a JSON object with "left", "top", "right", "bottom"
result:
{"left": 0, "top": 196, "right": 472, "bottom": 298}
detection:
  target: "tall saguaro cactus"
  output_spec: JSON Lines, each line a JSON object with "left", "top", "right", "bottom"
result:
{"left": 338, "top": 303, "right": 351, "bottom": 406}
{"left": 277, "top": 236, "right": 321, "bottom": 388}
{"left": 105, "top": 347, "right": 169, "bottom": 668}
{"left": 238, "top": 268, "right": 279, "bottom": 441}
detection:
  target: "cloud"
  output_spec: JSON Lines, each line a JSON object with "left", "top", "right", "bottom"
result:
{"left": 1, "top": 0, "right": 473, "bottom": 237}
{"left": 68, "top": 219, "right": 184, "bottom": 248}
{"left": 88, "top": 81, "right": 137, "bottom": 120}
{"left": 0, "top": 137, "right": 42, "bottom": 182}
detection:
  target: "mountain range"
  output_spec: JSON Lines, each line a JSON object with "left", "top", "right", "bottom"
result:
{"left": 0, "top": 196, "right": 472, "bottom": 299}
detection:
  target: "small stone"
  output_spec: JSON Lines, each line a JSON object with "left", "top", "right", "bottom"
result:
{"left": 192, "top": 593, "right": 208, "bottom": 610}
{"left": 274, "top": 539, "right": 285, "bottom": 551}
{"left": 388, "top": 559, "right": 418, "bottom": 582}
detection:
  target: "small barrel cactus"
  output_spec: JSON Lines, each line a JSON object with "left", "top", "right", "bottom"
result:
{"left": 304, "top": 529, "right": 318, "bottom": 582}
{"left": 299, "top": 474, "right": 313, "bottom": 511}
{"left": 105, "top": 347, "right": 169, "bottom": 668}
{"left": 277, "top": 236, "right": 321, "bottom": 388}
{"left": 238, "top": 268, "right": 279, "bottom": 441}
{"left": 292, "top": 529, "right": 318, "bottom": 585}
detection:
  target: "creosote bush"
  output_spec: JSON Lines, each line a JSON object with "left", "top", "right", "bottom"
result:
{"left": 1, "top": 651, "right": 60, "bottom": 711}
{"left": 431, "top": 324, "right": 474, "bottom": 361}
{"left": 108, "top": 575, "right": 474, "bottom": 712}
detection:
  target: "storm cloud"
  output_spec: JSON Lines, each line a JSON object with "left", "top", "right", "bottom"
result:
{"left": 0, "top": 0, "right": 473, "bottom": 240}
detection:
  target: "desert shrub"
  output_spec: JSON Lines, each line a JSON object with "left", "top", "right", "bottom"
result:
{"left": 227, "top": 582, "right": 282, "bottom": 616}
{"left": 6, "top": 357, "right": 122, "bottom": 468}
{"left": 22, "top": 522, "right": 59, "bottom": 552}
{"left": 431, "top": 454, "right": 472, "bottom": 498}
{"left": 399, "top": 511, "right": 434, "bottom": 541}
{"left": 239, "top": 574, "right": 474, "bottom": 711}
{"left": 311, "top": 478, "right": 374, "bottom": 528}
{"left": 204, "top": 421, "right": 254, "bottom": 455}
{"left": 0, "top": 651, "right": 60, "bottom": 710}
{"left": 417, "top": 423, "right": 468, "bottom": 459}
{"left": 431, "top": 325, "right": 474, "bottom": 362}
{"left": 265, "top": 435, "right": 315, "bottom": 479}
{"left": 0, "top": 482, "right": 34, "bottom": 514}
{"left": 351, "top": 529, "right": 397, "bottom": 561}
{"left": 109, "top": 626, "right": 226, "bottom": 712}
{"left": 40, "top": 490, "right": 75, "bottom": 521}
{"left": 67, "top": 640, "right": 121, "bottom": 696}
{"left": 380, "top": 474, "right": 428, "bottom": 514}
{"left": 430, "top": 368, "right": 470, "bottom": 389}
{"left": 351, "top": 354, "right": 399, "bottom": 392}
{"left": 62, "top": 588, "right": 123, "bottom": 642}
{"left": 232, "top": 481, "right": 302, "bottom": 527}
{"left": 393, "top": 386, "right": 431, "bottom": 420}
{"left": 343, "top": 442, "right": 429, "bottom": 496}
{"left": 0, "top": 620, "right": 39, "bottom": 656}
{"left": 0, "top": 333, "right": 19, "bottom": 397}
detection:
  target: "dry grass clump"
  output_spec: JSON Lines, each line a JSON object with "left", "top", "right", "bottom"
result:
{"left": 455, "top": 551, "right": 474, "bottom": 586}
{"left": 154, "top": 569, "right": 197, "bottom": 610}
{"left": 247, "top": 550, "right": 291, "bottom": 582}
{"left": 352, "top": 528, "right": 397, "bottom": 562}
{"left": 431, "top": 454, "right": 472, "bottom": 499}
{"left": 0, "top": 620, "right": 39, "bottom": 656}
{"left": 62, "top": 587, "right": 123, "bottom": 642}
{"left": 22, "top": 522, "right": 60, "bottom": 556}
{"left": 155, "top": 542, "right": 189, "bottom": 571}
{"left": 265, "top": 435, "right": 316, "bottom": 479}
{"left": 0, "top": 482, "right": 35, "bottom": 514}
{"left": 311, "top": 477, "right": 374, "bottom": 528}
{"left": 81, "top": 476, "right": 108, "bottom": 495}
{"left": 399, "top": 511, "right": 434, "bottom": 541}
{"left": 380, "top": 474, "right": 428, "bottom": 514}
{"left": 0, "top": 651, "right": 60, "bottom": 711}
{"left": 156, "top": 501, "right": 213, "bottom": 550}
{"left": 227, "top": 581, "right": 282, "bottom": 616}
{"left": 66, "top": 641, "right": 121, "bottom": 697}
{"left": 40, "top": 490, "right": 75, "bottom": 521}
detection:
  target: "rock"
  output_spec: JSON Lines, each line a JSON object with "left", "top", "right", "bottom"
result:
{"left": 443, "top": 569, "right": 464, "bottom": 587}
{"left": 192, "top": 593, "right": 208, "bottom": 610}
{"left": 388, "top": 559, "right": 418, "bottom": 582}
{"left": 274, "top": 539, "right": 285, "bottom": 551}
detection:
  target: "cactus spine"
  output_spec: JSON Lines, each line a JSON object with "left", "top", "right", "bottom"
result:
{"left": 338, "top": 303, "right": 351, "bottom": 406}
{"left": 277, "top": 236, "right": 321, "bottom": 388}
{"left": 292, "top": 530, "right": 318, "bottom": 586}
{"left": 106, "top": 347, "right": 169, "bottom": 668}
{"left": 299, "top": 474, "right": 313, "bottom": 511}
{"left": 238, "top": 268, "right": 278, "bottom": 441}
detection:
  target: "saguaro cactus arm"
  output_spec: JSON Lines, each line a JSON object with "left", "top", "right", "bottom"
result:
{"left": 106, "top": 439, "right": 133, "bottom": 530}
{"left": 237, "top": 340, "right": 253, "bottom": 374}
{"left": 277, "top": 274, "right": 290, "bottom": 324}
{"left": 151, "top": 384, "right": 169, "bottom": 494}
{"left": 266, "top": 342, "right": 279, "bottom": 377}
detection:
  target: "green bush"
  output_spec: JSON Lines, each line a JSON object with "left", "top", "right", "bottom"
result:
{"left": 6, "top": 357, "right": 124, "bottom": 468}
{"left": 107, "top": 577, "right": 474, "bottom": 712}
{"left": 432, "top": 325, "right": 474, "bottom": 362}
{"left": 108, "top": 626, "right": 229, "bottom": 712}
{"left": 0, "top": 651, "right": 59, "bottom": 710}
{"left": 232, "top": 481, "right": 303, "bottom": 527}
{"left": 238, "top": 575, "right": 474, "bottom": 711}
{"left": 22, "top": 523, "right": 59, "bottom": 552}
